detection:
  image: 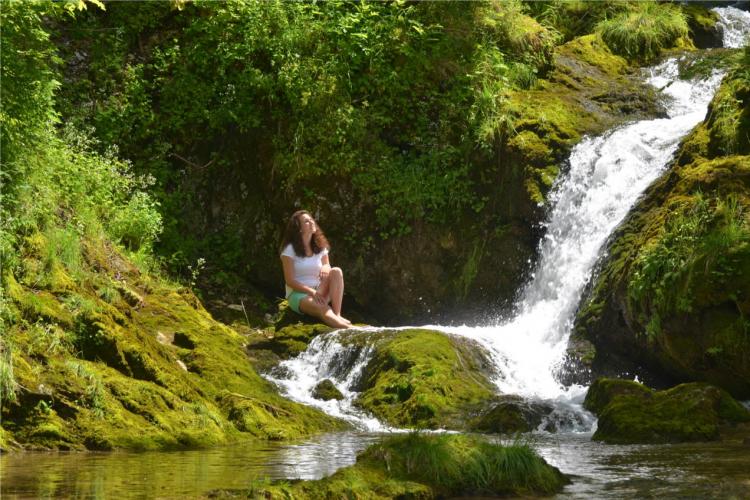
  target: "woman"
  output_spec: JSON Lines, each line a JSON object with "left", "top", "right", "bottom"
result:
{"left": 280, "top": 210, "right": 352, "bottom": 329}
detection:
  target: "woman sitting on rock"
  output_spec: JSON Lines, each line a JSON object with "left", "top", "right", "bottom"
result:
{"left": 280, "top": 210, "right": 352, "bottom": 329}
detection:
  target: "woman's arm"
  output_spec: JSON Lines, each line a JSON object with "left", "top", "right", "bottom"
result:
{"left": 317, "top": 254, "right": 332, "bottom": 297}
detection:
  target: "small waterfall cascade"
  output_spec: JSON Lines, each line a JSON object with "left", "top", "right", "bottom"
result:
{"left": 266, "top": 7, "right": 750, "bottom": 433}
{"left": 715, "top": 6, "right": 750, "bottom": 48}
{"left": 265, "top": 330, "right": 394, "bottom": 430}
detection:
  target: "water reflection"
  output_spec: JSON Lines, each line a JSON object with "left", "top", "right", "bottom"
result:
{"left": 534, "top": 433, "right": 750, "bottom": 499}
{"left": 2, "top": 432, "right": 749, "bottom": 499}
{"left": 0, "top": 432, "right": 379, "bottom": 499}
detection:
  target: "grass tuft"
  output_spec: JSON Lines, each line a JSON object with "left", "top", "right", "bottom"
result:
{"left": 597, "top": 2, "right": 689, "bottom": 61}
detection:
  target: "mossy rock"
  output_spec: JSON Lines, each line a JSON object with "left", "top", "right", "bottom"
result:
{"left": 682, "top": 3, "right": 722, "bottom": 49}
{"left": 469, "top": 395, "right": 554, "bottom": 434}
{"left": 312, "top": 379, "right": 344, "bottom": 401}
{"left": 588, "top": 379, "right": 750, "bottom": 444}
{"left": 209, "top": 433, "right": 568, "bottom": 499}
{"left": 353, "top": 329, "right": 497, "bottom": 430}
{"left": 583, "top": 378, "right": 653, "bottom": 415}
{"left": 246, "top": 323, "right": 333, "bottom": 361}
{"left": 1, "top": 233, "right": 347, "bottom": 450}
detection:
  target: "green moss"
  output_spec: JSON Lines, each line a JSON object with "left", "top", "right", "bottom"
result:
{"left": 213, "top": 433, "right": 567, "bottom": 498}
{"left": 556, "top": 34, "right": 629, "bottom": 76}
{"left": 584, "top": 378, "right": 654, "bottom": 415}
{"left": 354, "top": 329, "right": 496, "bottom": 429}
{"left": 2, "top": 232, "right": 348, "bottom": 450}
{"left": 590, "top": 380, "right": 750, "bottom": 444}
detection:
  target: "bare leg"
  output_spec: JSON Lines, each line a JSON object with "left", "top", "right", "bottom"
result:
{"left": 328, "top": 267, "right": 345, "bottom": 316}
{"left": 299, "top": 297, "right": 350, "bottom": 329}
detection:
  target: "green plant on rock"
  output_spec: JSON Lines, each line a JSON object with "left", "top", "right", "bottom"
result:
{"left": 596, "top": 1, "right": 689, "bottom": 61}
{"left": 628, "top": 192, "right": 750, "bottom": 340}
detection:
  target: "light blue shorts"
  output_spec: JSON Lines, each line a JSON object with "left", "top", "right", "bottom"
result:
{"left": 287, "top": 291, "right": 309, "bottom": 314}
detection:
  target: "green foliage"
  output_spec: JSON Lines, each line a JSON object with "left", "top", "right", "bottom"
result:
{"left": 628, "top": 193, "right": 750, "bottom": 339}
{"left": 597, "top": 2, "right": 689, "bottom": 61}
{"left": 0, "top": 335, "right": 17, "bottom": 404}
{"left": 51, "top": 0, "right": 564, "bottom": 252}
{"left": 0, "top": 1, "right": 60, "bottom": 170}
{"left": 525, "top": 0, "right": 628, "bottom": 42}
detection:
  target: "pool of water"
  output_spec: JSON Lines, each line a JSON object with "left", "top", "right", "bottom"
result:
{"left": 2, "top": 432, "right": 749, "bottom": 498}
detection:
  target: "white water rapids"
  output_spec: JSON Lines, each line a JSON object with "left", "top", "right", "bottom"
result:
{"left": 267, "top": 8, "right": 749, "bottom": 432}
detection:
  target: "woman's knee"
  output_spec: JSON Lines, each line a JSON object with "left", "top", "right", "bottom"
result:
{"left": 330, "top": 267, "right": 343, "bottom": 280}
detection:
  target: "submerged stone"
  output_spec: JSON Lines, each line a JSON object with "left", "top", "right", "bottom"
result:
{"left": 586, "top": 378, "right": 750, "bottom": 444}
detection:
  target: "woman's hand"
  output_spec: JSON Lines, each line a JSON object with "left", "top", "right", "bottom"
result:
{"left": 319, "top": 264, "right": 331, "bottom": 282}
{"left": 311, "top": 289, "right": 327, "bottom": 306}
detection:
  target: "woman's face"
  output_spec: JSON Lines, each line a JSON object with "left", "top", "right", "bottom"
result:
{"left": 299, "top": 213, "right": 316, "bottom": 239}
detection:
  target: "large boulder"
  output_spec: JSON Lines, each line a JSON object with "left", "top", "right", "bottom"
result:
{"left": 469, "top": 395, "right": 555, "bottom": 434}
{"left": 352, "top": 329, "right": 498, "bottom": 430}
{"left": 585, "top": 378, "right": 750, "bottom": 444}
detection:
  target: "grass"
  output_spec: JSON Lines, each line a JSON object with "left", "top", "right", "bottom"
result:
{"left": 0, "top": 336, "right": 17, "bottom": 404}
{"left": 392, "top": 432, "right": 564, "bottom": 495}
{"left": 596, "top": 2, "right": 689, "bottom": 61}
{"left": 628, "top": 192, "right": 750, "bottom": 339}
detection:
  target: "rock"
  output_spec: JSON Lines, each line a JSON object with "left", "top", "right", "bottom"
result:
{"left": 683, "top": 4, "right": 723, "bottom": 49}
{"left": 312, "top": 380, "right": 344, "bottom": 401}
{"left": 354, "top": 329, "right": 497, "bottom": 430}
{"left": 246, "top": 323, "right": 332, "bottom": 360}
{"left": 586, "top": 378, "right": 750, "bottom": 444}
{"left": 469, "top": 395, "right": 554, "bottom": 434}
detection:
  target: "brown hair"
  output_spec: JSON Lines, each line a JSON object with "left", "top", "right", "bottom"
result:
{"left": 280, "top": 210, "right": 330, "bottom": 257}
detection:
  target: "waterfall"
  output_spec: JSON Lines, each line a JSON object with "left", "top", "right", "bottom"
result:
{"left": 714, "top": 6, "right": 750, "bottom": 48}
{"left": 266, "top": 7, "right": 749, "bottom": 432}
{"left": 433, "top": 59, "right": 724, "bottom": 403}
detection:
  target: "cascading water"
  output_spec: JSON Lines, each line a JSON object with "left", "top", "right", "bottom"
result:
{"left": 267, "top": 7, "right": 749, "bottom": 433}
{"left": 715, "top": 5, "right": 750, "bottom": 48}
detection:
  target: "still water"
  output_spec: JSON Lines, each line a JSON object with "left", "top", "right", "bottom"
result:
{"left": 2, "top": 431, "right": 749, "bottom": 499}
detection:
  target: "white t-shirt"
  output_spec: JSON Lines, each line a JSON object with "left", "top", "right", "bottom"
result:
{"left": 280, "top": 244, "right": 328, "bottom": 297}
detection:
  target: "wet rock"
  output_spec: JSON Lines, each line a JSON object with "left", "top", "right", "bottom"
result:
{"left": 586, "top": 378, "right": 750, "bottom": 444}
{"left": 469, "top": 395, "right": 554, "bottom": 434}
{"left": 312, "top": 380, "right": 344, "bottom": 401}
{"left": 246, "top": 323, "right": 332, "bottom": 360}
{"left": 683, "top": 4, "right": 723, "bottom": 49}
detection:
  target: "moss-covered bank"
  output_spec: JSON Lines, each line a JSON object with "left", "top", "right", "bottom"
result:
{"left": 207, "top": 433, "right": 568, "bottom": 499}
{"left": 571, "top": 49, "right": 750, "bottom": 398}
{"left": 1, "top": 234, "right": 347, "bottom": 451}
{"left": 584, "top": 378, "right": 750, "bottom": 444}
